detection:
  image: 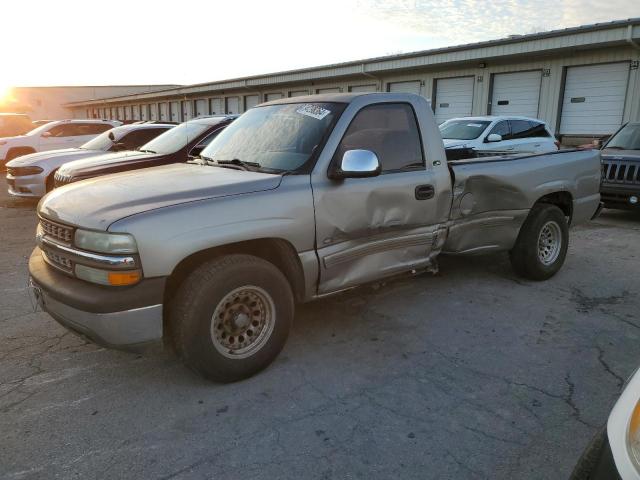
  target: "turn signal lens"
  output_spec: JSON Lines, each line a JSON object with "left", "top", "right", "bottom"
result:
{"left": 628, "top": 401, "right": 640, "bottom": 469}
{"left": 75, "top": 264, "right": 141, "bottom": 286}
{"left": 107, "top": 271, "right": 141, "bottom": 286}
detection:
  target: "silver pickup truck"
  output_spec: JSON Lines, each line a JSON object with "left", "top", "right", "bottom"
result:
{"left": 29, "top": 93, "right": 601, "bottom": 382}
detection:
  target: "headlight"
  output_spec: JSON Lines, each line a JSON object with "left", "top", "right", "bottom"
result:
{"left": 75, "top": 264, "right": 141, "bottom": 286}
{"left": 11, "top": 166, "right": 43, "bottom": 176}
{"left": 629, "top": 402, "right": 640, "bottom": 470}
{"left": 74, "top": 229, "right": 138, "bottom": 254}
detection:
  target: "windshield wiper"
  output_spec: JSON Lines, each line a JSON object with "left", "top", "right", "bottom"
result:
{"left": 215, "top": 158, "right": 262, "bottom": 171}
{"left": 604, "top": 146, "right": 625, "bottom": 150}
{"left": 137, "top": 148, "right": 157, "bottom": 154}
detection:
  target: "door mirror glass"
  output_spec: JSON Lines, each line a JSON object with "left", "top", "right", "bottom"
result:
{"left": 112, "top": 142, "right": 127, "bottom": 151}
{"left": 331, "top": 149, "right": 381, "bottom": 179}
{"left": 41, "top": 131, "right": 52, "bottom": 138}
{"left": 486, "top": 133, "right": 502, "bottom": 143}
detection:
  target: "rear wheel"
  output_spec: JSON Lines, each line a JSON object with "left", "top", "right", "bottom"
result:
{"left": 169, "top": 254, "right": 294, "bottom": 383}
{"left": 509, "top": 203, "right": 569, "bottom": 280}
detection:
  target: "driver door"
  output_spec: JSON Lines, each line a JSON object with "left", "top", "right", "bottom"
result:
{"left": 312, "top": 102, "right": 445, "bottom": 294}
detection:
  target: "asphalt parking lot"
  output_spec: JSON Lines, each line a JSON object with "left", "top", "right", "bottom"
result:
{"left": 1, "top": 186, "right": 639, "bottom": 480}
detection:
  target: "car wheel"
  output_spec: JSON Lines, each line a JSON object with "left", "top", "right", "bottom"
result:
{"left": 509, "top": 203, "right": 569, "bottom": 280}
{"left": 169, "top": 254, "right": 294, "bottom": 383}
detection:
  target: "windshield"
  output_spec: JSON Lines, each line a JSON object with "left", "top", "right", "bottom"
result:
{"left": 439, "top": 120, "right": 491, "bottom": 140}
{"left": 24, "top": 122, "right": 57, "bottom": 137}
{"left": 139, "top": 121, "right": 211, "bottom": 154}
{"left": 605, "top": 123, "right": 640, "bottom": 151}
{"left": 200, "top": 102, "right": 344, "bottom": 172}
{"left": 80, "top": 127, "right": 119, "bottom": 151}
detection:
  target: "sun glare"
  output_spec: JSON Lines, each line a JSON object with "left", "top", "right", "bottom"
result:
{"left": 0, "top": 85, "right": 14, "bottom": 106}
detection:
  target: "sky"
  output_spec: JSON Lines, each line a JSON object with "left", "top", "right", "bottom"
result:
{"left": 1, "top": 0, "right": 639, "bottom": 93}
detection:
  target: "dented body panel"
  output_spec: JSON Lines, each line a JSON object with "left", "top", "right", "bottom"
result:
{"left": 444, "top": 149, "right": 601, "bottom": 254}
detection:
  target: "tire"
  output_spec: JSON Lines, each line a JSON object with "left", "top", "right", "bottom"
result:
{"left": 6, "top": 147, "right": 35, "bottom": 161}
{"left": 509, "top": 203, "right": 569, "bottom": 280}
{"left": 169, "top": 254, "right": 294, "bottom": 383}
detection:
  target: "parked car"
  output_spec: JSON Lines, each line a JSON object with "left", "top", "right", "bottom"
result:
{"left": 599, "top": 122, "right": 640, "bottom": 210}
{"left": 439, "top": 116, "right": 559, "bottom": 157}
{"left": 5, "top": 123, "right": 174, "bottom": 197}
{"left": 53, "top": 116, "right": 236, "bottom": 187}
{"left": 0, "top": 113, "right": 34, "bottom": 138}
{"left": 0, "top": 119, "right": 120, "bottom": 168}
{"left": 29, "top": 93, "right": 601, "bottom": 383}
{"left": 570, "top": 365, "right": 640, "bottom": 479}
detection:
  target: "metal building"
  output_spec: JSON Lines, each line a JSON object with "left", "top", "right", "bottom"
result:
{"left": 66, "top": 18, "right": 640, "bottom": 143}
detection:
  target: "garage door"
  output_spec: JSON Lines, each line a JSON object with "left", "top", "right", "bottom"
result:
{"left": 149, "top": 104, "right": 158, "bottom": 121}
{"left": 182, "top": 101, "right": 193, "bottom": 120}
{"left": 132, "top": 106, "right": 140, "bottom": 120}
{"left": 289, "top": 90, "right": 309, "bottom": 97}
{"left": 170, "top": 102, "right": 180, "bottom": 122}
{"left": 491, "top": 71, "right": 541, "bottom": 118}
{"left": 210, "top": 98, "right": 223, "bottom": 115}
{"left": 194, "top": 99, "right": 207, "bottom": 117}
{"left": 158, "top": 103, "right": 168, "bottom": 121}
{"left": 245, "top": 95, "right": 260, "bottom": 110}
{"left": 316, "top": 87, "right": 340, "bottom": 94}
{"left": 226, "top": 97, "right": 240, "bottom": 114}
{"left": 117, "top": 106, "right": 124, "bottom": 120}
{"left": 350, "top": 84, "right": 376, "bottom": 93}
{"left": 560, "top": 62, "right": 629, "bottom": 135}
{"left": 434, "top": 76, "right": 474, "bottom": 124}
{"left": 265, "top": 93, "right": 283, "bottom": 102}
{"left": 388, "top": 81, "right": 421, "bottom": 95}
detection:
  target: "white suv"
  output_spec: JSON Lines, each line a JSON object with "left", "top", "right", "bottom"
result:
{"left": 6, "top": 123, "right": 174, "bottom": 197}
{"left": 0, "top": 119, "right": 120, "bottom": 167}
{"left": 439, "top": 116, "right": 558, "bottom": 156}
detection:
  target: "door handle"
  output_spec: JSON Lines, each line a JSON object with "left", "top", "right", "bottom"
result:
{"left": 415, "top": 184, "right": 435, "bottom": 200}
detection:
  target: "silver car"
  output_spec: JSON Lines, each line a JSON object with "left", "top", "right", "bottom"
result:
{"left": 6, "top": 123, "right": 174, "bottom": 197}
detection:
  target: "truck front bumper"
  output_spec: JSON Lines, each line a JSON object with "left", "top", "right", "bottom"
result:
{"left": 29, "top": 247, "right": 166, "bottom": 349}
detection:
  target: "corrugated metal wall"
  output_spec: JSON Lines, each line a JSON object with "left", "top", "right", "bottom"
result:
{"left": 73, "top": 46, "right": 640, "bottom": 138}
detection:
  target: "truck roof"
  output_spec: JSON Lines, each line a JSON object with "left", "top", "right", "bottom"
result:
{"left": 262, "top": 92, "right": 399, "bottom": 106}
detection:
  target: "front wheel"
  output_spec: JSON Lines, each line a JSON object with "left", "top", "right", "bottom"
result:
{"left": 169, "top": 254, "right": 294, "bottom": 383}
{"left": 509, "top": 203, "right": 569, "bottom": 280}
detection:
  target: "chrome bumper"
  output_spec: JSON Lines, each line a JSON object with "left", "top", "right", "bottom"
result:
{"left": 30, "top": 279, "right": 163, "bottom": 348}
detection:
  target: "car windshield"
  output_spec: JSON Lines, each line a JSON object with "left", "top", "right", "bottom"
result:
{"left": 605, "top": 123, "right": 640, "bottom": 151}
{"left": 80, "top": 128, "right": 119, "bottom": 151}
{"left": 200, "top": 102, "right": 344, "bottom": 172}
{"left": 439, "top": 120, "right": 491, "bottom": 140}
{"left": 138, "top": 121, "right": 211, "bottom": 154}
{"left": 24, "top": 122, "right": 57, "bottom": 136}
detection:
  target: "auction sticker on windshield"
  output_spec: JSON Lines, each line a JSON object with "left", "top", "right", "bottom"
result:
{"left": 296, "top": 104, "right": 331, "bottom": 120}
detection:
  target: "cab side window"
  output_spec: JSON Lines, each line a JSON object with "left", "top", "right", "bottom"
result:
{"left": 510, "top": 120, "right": 550, "bottom": 139}
{"left": 76, "top": 123, "right": 112, "bottom": 135}
{"left": 47, "top": 124, "right": 79, "bottom": 137}
{"left": 335, "top": 103, "right": 424, "bottom": 172}
{"left": 488, "top": 121, "right": 510, "bottom": 140}
{"left": 119, "top": 128, "right": 168, "bottom": 150}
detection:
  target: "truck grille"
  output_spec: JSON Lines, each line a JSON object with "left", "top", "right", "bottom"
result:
{"left": 41, "top": 247, "right": 73, "bottom": 273}
{"left": 40, "top": 218, "right": 74, "bottom": 244}
{"left": 601, "top": 160, "right": 640, "bottom": 185}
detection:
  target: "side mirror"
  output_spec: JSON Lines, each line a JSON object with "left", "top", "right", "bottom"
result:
{"left": 41, "top": 131, "right": 52, "bottom": 138}
{"left": 112, "top": 142, "right": 127, "bottom": 151}
{"left": 592, "top": 139, "right": 602, "bottom": 149}
{"left": 330, "top": 149, "right": 381, "bottom": 180}
{"left": 486, "top": 133, "right": 502, "bottom": 143}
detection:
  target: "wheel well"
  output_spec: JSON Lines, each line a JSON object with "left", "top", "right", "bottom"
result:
{"left": 164, "top": 238, "right": 306, "bottom": 309}
{"left": 534, "top": 191, "right": 573, "bottom": 222}
{"left": 46, "top": 169, "right": 58, "bottom": 192}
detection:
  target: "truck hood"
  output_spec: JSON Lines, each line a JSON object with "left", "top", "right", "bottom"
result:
{"left": 601, "top": 148, "right": 640, "bottom": 160}
{"left": 38, "top": 163, "right": 283, "bottom": 230}
{"left": 56, "top": 150, "right": 155, "bottom": 177}
{"left": 6, "top": 148, "right": 101, "bottom": 167}
{"left": 442, "top": 139, "right": 470, "bottom": 149}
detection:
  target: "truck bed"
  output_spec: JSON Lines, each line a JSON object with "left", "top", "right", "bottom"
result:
{"left": 443, "top": 149, "right": 601, "bottom": 255}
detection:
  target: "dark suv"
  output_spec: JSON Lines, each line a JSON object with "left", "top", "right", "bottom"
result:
{"left": 600, "top": 122, "right": 640, "bottom": 210}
